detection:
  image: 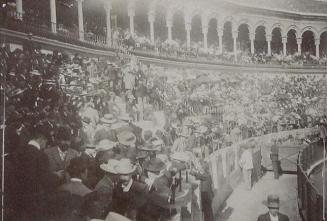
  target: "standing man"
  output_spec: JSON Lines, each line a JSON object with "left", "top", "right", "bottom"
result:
{"left": 239, "top": 143, "right": 254, "bottom": 190}
{"left": 257, "top": 195, "right": 289, "bottom": 221}
{"left": 44, "top": 126, "right": 79, "bottom": 180}
{"left": 15, "top": 124, "right": 60, "bottom": 221}
{"left": 270, "top": 140, "right": 280, "bottom": 179}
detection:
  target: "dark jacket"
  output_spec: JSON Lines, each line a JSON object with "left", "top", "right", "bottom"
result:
{"left": 44, "top": 146, "right": 79, "bottom": 172}
{"left": 257, "top": 212, "right": 290, "bottom": 221}
{"left": 14, "top": 144, "right": 60, "bottom": 220}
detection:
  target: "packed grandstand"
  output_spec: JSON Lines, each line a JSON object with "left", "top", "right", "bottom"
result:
{"left": 0, "top": 0, "right": 326, "bottom": 221}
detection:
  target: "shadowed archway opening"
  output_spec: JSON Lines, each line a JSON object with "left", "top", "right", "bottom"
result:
{"left": 223, "top": 21, "right": 233, "bottom": 52}
{"left": 287, "top": 29, "right": 297, "bottom": 55}
{"left": 254, "top": 25, "right": 267, "bottom": 54}
{"left": 154, "top": 4, "right": 167, "bottom": 42}
{"left": 172, "top": 11, "right": 186, "bottom": 44}
{"left": 237, "top": 24, "right": 250, "bottom": 53}
{"left": 301, "top": 31, "right": 315, "bottom": 55}
{"left": 271, "top": 28, "right": 282, "bottom": 54}
{"left": 191, "top": 15, "right": 203, "bottom": 46}
{"left": 134, "top": 0, "right": 150, "bottom": 37}
{"left": 112, "top": 0, "right": 129, "bottom": 31}
{"left": 207, "top": 18, "right": 218, "bottom": 47}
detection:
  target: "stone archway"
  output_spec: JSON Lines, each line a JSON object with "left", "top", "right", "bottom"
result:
{"left": 154, "top": 3, "right": 168, "bottom": 42}
{"left": 287, "top": 29, "right": 297, "bottom": 55}
{"left": 172, "top": 11, "right": 186, "bottom": 44}
{"left": 134, "top": 0, "right": 151, "bottom": 36}
{"left": 237, "top": 23, "right": 250, "bottom": 53}
{"left": 254, "top": 26, "right": 267, "bottom": 54}
{"left": 190, "top": 15, "right": 203, "bottom": 47}
{"left": 112, "top": 0, "right": 129, "bottom": 31}
{"left": 207, "top": 18, "right": 218, "bottom": 47}
{"left": 222, "top": 21, "right": 233, "bottom": 52}
{"left": 271, "top": 27, "right": 282, "bottom": 54}
{"left": 301, "top": 30, "right": 315, "bottom": 55}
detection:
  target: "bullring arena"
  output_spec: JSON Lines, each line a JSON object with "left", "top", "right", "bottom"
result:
{"left": 0, "top": 0, "right": 326, "bottom": 221}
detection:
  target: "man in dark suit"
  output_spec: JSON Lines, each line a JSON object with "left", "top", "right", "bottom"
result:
{"left": 257, "top": 195, "right": 289, "bottom": 221}
{"left": 15, "top": 124, "right": 60, "bottom": 221}
{"left": 44, "top": 126, "right": 79, "bottom": 180}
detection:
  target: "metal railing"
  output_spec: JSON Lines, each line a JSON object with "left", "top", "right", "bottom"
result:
{"left": 297, "top": 139, "right": 326, "bottom": 221}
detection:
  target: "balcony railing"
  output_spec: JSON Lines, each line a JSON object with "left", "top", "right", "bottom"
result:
{"left": 1, "top": 9, "right": 327, "bottom": 69}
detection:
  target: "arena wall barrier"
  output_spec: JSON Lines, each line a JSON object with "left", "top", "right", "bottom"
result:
{"left": 208, "top": 127, "right": 319, "bottom": 217}
{"left": 297, "top": 140, "right": 326, "bottom": 221}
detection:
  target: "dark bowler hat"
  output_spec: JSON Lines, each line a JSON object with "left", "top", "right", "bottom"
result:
{"left": 265, "top": 194, "right": 280, "bottom": 208}
{"left": 142, "top": 158, "right": 166, "bottom": 173}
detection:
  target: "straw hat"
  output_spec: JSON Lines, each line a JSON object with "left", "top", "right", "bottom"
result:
{"left": 100, "top": 159, "right": 120, "bottom": 174}
{"left": 114, "top": 158, "right": 137, "bottom": 175}
{"left": 195, "top": 126, "right": 208, "bottom": 134}
{"left": 142, "top": 158, "right": 166, "bottom": 173}
{"left": 95, "top": 139, "right": 117, "bottom": 151}
{"left": 104, "top": 212, "right": 132, "bottom": 221}
{"left": 118, "top": 113, "right": 132, "bottom": 122}
{"left": 117, "top": 131, "right": 136, "bottom": 146}
{"left": 100, "top": 114, "right": 117, "bottom": 124}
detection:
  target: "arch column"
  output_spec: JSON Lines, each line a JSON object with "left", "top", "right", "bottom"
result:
{"left": 315, "top": 38, "right": 320, "bottom": 58}
{"left": 202, "top": 25, "right": 208, "bottom": 51}
{"left": 250, "top": 33, "right": 255, "bottom": 54}
{"left": 266, "top": 34, "right": 272, "bottom": 55}
{"left": 232, "top": 30, "right": 238, "bottom": 58}
{"left": 104, "top": 0, "right": 112, "bottom": 46}
{"left": 148, "top": 12, "right": 155, "bottom": 44}
{"left": 186, "top": 23, "right": 191, "bottom": 50}
{"left": 16, "top": 0, "right": 23, "bottom": 20}
{"left": 50, "top": 0, "right": 57, "bottom": 33}
{"left": 76, "top": 0, "right": 84, "bottom": 41}
{"left": 282, "top": 37, "right": 287, "bottom": 56}
{"left": 128, "top": 0, "right": 136, "bottom": 35}
{"left": 217, "top": 26, "right": 223, "bottom": 54}
{"left": 166, "top": 18, "right": 172, "bottom": 42}
{"left": 297, "top": 37, "right": 302, "bottom": 54}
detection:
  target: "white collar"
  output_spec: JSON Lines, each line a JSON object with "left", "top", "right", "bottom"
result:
{"left": 269, "top": 213, "right": 279, "bottom": 221}
{"left": 122, "top": 179, "right": 133, "bottom": 192}
{"left": 71, "top": 178, "right": 82, "bottom": 183}
{"left": 28, "top": 140, "right": 41, "bottom": 150}
{"left": 57, "top": 147, "right": 67, "bottom": 154}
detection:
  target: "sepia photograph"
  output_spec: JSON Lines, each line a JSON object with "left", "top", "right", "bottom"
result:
{"left": 0, "top": 0, "right": 327, "bottom": 220}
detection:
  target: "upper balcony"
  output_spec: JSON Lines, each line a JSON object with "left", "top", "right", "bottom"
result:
{"left": 1, "top": 1, "right": 327, "bottom": 73}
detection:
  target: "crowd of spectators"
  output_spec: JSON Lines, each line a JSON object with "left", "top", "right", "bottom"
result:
{"left": 1, "top": 34, "right": 326, "bottom": 221}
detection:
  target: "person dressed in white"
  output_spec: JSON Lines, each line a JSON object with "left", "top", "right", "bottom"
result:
{"left": 239, "top": 143, "right": 254, "bottom": 190}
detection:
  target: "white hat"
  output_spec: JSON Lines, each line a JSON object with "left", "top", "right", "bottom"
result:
{"left": 114, "top": 158, "right": 136, "bottom": 175}
{"left": 95, "top": 139, "right": 117, "bottom": 151}
{"left": 104, "top": 212, "right": 132, "bottom": 221}
{"left": 100, "top": 159, "right": 119, "bottom": 174}
{"left": 100, "top": 114, "right": 117, "bottom": 124}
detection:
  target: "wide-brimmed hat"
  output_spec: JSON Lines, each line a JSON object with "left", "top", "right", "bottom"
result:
{"left": 263, "top": 194, "right": 280, "bottom": 208}
{"left": 100, "top": 114, "right": 117, "bottom": 124}
{"left": 104, "top": 212, "right": 132, "bottom": 221}
{"left": 100, "top": 159, "right": 120, "bottom": 174}
{"left": 117, "top": 131, "right": 136, "bottom": 146}
{"left": 118, "top": 113, "right": 132, "bottom": 122}
{"left": 95, "top": 139, "right": 117, "bottom": 151}
{"left": 142, "top": 158, "right": 166, "bottom": 173}
{"left": 195, "top": 126, "right": 208, "bottom": 134}
{"left": 114, "top": 158, "right": 136, "bottom": 175}
{"left": 170, "top": 152, "right": 191, "bottom": 163}
{"left": 138, "top": 142, "right": 161, "bottom": 152}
